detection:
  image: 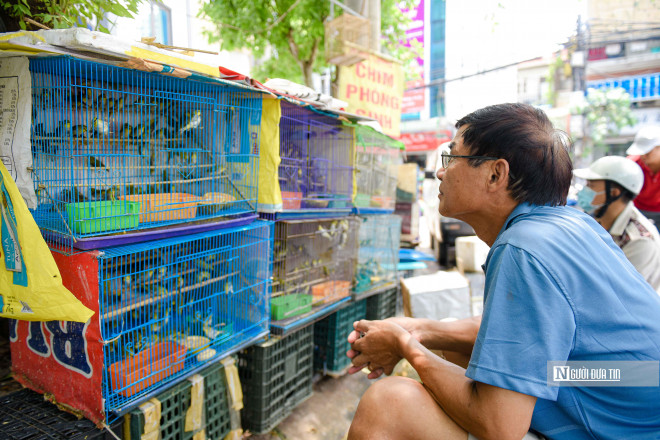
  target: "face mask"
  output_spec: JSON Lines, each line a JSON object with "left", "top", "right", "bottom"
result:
{"left": 577, "top": 186, "right": 605, "bottom": 214}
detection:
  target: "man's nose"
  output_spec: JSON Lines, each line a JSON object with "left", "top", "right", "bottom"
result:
{"left": 436, "top": 168, "right": 445, "bottom": 180}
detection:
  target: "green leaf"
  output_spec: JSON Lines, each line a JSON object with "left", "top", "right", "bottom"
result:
{"left": 17, "top": 3, "right": 29, "bottom": 15}
{"left": 98, "top": 24, "right": 110, "bottom": 33}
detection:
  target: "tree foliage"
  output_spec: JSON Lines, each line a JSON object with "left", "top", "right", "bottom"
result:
{"left": 200, "top": 0, "right": 418, "bottom": 86}
{"left": 572, "top": 87, "right": 637, "bottom": 157}
{"left": 0, "top": 0, "right": 146, "bottom": 33}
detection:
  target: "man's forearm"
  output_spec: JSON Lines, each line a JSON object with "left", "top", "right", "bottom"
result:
{"left": 398, "top": 332, "right": 535, "bottom": 440}
{"left": 414, "top": 315, "right": 481, "bottom": 354}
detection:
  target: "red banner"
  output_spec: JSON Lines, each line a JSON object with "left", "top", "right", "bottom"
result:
{"left": 400, "top": 130, "right": 452, "bottom": 152}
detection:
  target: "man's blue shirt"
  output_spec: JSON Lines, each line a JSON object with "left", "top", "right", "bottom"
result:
{"left": 465, "top": 203, "right": 660, "bottom": 439}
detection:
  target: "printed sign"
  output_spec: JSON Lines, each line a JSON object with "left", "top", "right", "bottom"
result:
{"left": 339, "top": 53, "right": 404, "bottom": 137}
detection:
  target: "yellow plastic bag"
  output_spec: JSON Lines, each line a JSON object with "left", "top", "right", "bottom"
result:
{"left": 0, "top": 162, "right": 94, "bottom": 322}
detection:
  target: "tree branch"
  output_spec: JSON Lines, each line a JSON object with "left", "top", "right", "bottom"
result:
{"left": 287, "top": 28, "right": 301, "bottom": 63}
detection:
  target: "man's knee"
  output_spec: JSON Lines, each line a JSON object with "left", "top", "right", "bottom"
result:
{"left": 359, "top": 376, "right": 429, "bottom": 415}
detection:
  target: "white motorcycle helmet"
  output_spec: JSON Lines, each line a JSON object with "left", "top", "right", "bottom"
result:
{"left": 573, "top": 156, "right": 644, "bottom": 196}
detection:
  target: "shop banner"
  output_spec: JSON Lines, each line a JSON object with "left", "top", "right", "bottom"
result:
{"left": 339, "top": 53, "right": 404, "bottom": 137}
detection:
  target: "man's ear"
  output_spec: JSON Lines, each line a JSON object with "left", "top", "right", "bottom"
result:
{"left": 609, "top": 186, "right": 621, "bottom": 198}
{"left": 487, "top": 159, "right": 510, "bottom": 190}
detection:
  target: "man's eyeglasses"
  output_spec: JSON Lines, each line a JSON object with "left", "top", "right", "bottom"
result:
{"left": 440, "top": 153, "right": 499, "bottom": 169}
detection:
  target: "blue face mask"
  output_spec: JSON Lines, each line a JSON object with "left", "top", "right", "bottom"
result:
{"left": 577, "top": 186, "right": 605, "bottom": 214}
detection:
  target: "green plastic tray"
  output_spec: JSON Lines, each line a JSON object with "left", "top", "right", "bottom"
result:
{"left": 271, "top": 293, "right": 313, "bottom": 321}
{"left": 66, "top": 200, "right": 141, "bottom": 234}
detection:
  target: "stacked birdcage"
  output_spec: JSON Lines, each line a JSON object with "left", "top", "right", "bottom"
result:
{"left": 10, "top": 221, "right": 272, "bottom": 424}
{"left": 29, "top": 56, "right": 261, "bottom": 252}
{"left": 353, "top": 124, "right": 404, "bottom": 213}
{"left": 11, "top": 54, "right": 271, "bottom": 428}
{"left": 353, "top": 214, "right": 401, "bottom": 294}
{"left": 259, "top": 100, "right": 354, "bottom": 217}
{"left": 271, "top": 217, "right": 359, "bottom": 322}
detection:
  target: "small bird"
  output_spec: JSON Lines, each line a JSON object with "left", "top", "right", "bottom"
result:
{"left": 119, "top": 123, "right": 133, "bottom": 139}
{"left": 94, "top": 94, "right": 108, "bottom": 111}
{"left": 179, "top": 110, "right": 202, "bottom": 134}
{"left": 71, "top": 124, "right": 88, "bottom": 139}
{"left": 110, "top": 97, "right": 124, "bottom": 114}
{"left": 88, "top": 156, "right": 107, "bottom": 169}
{"left": 93, "top": 117, "right": 110, "bottom": 136}
{"left": 54, "top": 120, "right": 71, "bottom": 138}
{"left": 131, "top": 124, "right": 145, "bottom": 140}
{"left": 33, "top": 123, "right": 46, "bottom": 137}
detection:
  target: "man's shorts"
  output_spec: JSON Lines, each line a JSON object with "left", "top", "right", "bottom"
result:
{"left": 468, "top": 432, "right": 543, "bottom": 440}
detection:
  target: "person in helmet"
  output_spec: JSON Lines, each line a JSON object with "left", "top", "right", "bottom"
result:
{"left": 574, "top": 156, "right": 660, "bottom": 293}
{"left": 626, "top": 125, "right": 660, "bottom": 225}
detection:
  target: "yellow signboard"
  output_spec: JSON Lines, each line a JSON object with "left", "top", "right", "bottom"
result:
{"left": 338, "top": 53, "right": 404, "bottom": 137}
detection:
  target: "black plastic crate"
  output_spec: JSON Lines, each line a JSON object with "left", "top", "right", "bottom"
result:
{"left": 0, "top": 388, "right": 123, "bottom": 440}
{"left": 366, "top": 288, "right": 398, "bottom": 321}
{"left": 125, "top": 359, "right": 236, "bottom": 440}
{"left": 314, "top": 299, "right": 367, "bottom": 374}
{"left": 238, "top": 326, "right": 314, "bottom": 434}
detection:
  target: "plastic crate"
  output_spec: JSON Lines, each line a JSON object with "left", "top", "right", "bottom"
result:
{"left": 238, "top": 326, "right": 314, "bottom": 434}
{"left": 0, "top": 388, "right": 123, "bottom": 440}
{"left": 125, "top": 359, "right": 238, "bottom": 440}
{"left": 354, "top": 214, "right": 401, "bottom": 293}
{"left": 271, "top": 217, "right": 359, "bottom": 320}
{"left": 10, "top": 220, "right": 272, "bottom": 424}
{"left": 29, "top": 56, "right": 261, "bottom": 251}
{"left": 366, "top": 288, "right": 398, "bottom": 321}
{"left": 314, "top": 299, "right": 367, "bottom": 374}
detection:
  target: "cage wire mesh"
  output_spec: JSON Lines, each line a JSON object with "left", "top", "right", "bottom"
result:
{"left": 98, "top": 221, "right": 271, "bottom": 415}
{"left": 277, "top": 101, "right": 354, "bottom": 211}
{"left": 271, "top": 217, "right": 359, "bottom": 321}
{"left": 354, "top": 214, "right": 401, "bottom": 293}
{"left": 29, "top": 56, "right": 261, "bottom": 251}
{"left": 354, "top": 125, "right": 403, "bottom": 210}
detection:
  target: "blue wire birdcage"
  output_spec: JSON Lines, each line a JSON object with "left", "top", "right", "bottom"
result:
{"left": 271, "top": 217, "right": 359, "bottom": 321}
{"left": 28, "top": 56, "right": 262, "bottom": 251}
{"left": 354, "top": 214, "right": 401, "bottom": 293}
{"left": 274, "top": 101, "right": 354, "bottom": 216}
{"left": 353, "top": 125, "right": 403, "bottom": 213}
{"left": 97, "top": 220, "right": 271, "bottom": 417}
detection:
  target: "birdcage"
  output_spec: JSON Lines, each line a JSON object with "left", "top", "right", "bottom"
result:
{"left": 28, "top": 56, "right": 262, "bottom": 251}
{"left": 324, "top": 14, "right": 371, "bottom": 66}
{"left": 271, "top": 217, "right": 359, "bottom": 321}
{"left": 9, "top": 220, "right": 272, "bottom": 424}
{"left": 353, "top": 214, "right": 401, "bottom": 294}
{"left": 353, "top": 125, "right": 404, "bottom": 213}
{"left": 259, "top": 100, "right": 354, "bottom": 217}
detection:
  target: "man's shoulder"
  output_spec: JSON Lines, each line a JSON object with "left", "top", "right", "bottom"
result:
{"left": 499, "top": 205, "right": 593, "bottom": 247}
